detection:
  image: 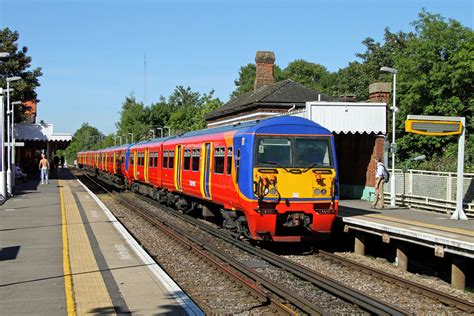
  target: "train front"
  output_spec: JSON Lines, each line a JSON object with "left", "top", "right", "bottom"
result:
{"left": 236, "top": 117, "right": 339, "bottom": 242}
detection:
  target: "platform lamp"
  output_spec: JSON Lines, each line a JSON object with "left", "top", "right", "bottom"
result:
{"left": 0, "top": 88, "right": 5, "bottom": 200}
{"left": 10, "top": 101, "right": 22, "bottom": 188}
{"left": 6, "top": 76, "right": 21, "bottom": 195}
{"left": 164, "top": 126, "right": 171, "bottom": 137}
{"left": 156, "top": 127, "right": 163, "bottom": 138}
{"left": 380, "top": 66, "right": 398, "bottom": 207}
{"left": 149, "top": 129, "right": 155, "bottom": 139}
{"left": 128, "top": 133, "right": 134, "bottom": 144}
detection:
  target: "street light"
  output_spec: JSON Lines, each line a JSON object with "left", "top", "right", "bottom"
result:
{"left": 128, "top": 133, "right": 134, "bottom": 144}
{"left": 164, "top": 126, "right": 171, "bottom": 137}
{"left": 117, "top": 135, "right": 122, "bottom": 145}
{"left": 156, "top": 127, "right": 163, "bottom": 138}
{"left": 149, "top": 129, "right": 155, "bottom": 139}
{"left": 380, "top": 66, "right": 398, "bottom": 207}
{"left": 11, "top": 101, "right": 21, "bottom": 188}
{"left": 6, "top": 76, "right": 21, "bottom": 195}
{"left": 0, "top": 88, "right": 5, "bottom": 200}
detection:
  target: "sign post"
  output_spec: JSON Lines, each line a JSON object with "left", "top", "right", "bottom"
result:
{"left": 405, "top": 115, "right": 467, "bottom": 220}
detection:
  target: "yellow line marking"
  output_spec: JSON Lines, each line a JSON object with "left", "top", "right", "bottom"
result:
{"left": 60, "top": 187, "right": 76, "bottom": 316}
{"left": 364, "top": 214, "right": 474, "bottom": 237}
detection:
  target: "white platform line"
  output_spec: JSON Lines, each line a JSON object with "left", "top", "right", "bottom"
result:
{"left": 77, "top": 179, "right": 204, "bottom": 316}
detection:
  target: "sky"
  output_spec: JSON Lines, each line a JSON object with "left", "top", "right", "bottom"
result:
{"left": 1, "top": 0, "right": 472, "bottom": 135}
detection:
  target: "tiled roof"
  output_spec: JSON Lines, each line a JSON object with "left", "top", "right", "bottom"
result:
{"left": 205, "top": 80, "right": 335, "bottom": 120}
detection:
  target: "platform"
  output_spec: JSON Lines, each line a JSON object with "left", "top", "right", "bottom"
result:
{"left": 0, "top": 169, "right": 202, "bottom": 315}
{"left": 338, "top": 200, "right": 474, "bottom": 259}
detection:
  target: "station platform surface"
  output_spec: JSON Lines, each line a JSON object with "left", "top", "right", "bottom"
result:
{"left": 338, "top": 199, "right": 474, "bottom": 258}
{"left": 0, "top": 169, "right": 202, "bottom": 315}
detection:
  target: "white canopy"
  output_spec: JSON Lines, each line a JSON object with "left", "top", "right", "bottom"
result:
{"left": 14, "top": 123, "right": 72, "bottom": 142}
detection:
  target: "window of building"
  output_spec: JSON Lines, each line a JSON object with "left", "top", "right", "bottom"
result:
{"left": 214, "top": 147, "right": 225, "bottom": 174}
{"left": 192, "top": 148, "right": 200, "bottom": 171}
{"left": 226, "top": 147, "right": 232, "bottom": 175}
{"left": 184, "top": 149, "right": 191, "bottom": 170}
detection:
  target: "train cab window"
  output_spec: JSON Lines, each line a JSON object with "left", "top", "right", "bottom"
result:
{"left": 191, "top": 149, "right": 200, "bottom": 172}
{"left": 183, "top": 149, "right": 191, "bottom": 170}
{"left": 226, "top": 147, "right": 233, "bottom": 175}
{"left": 169, "top": 151, "right": 175, "bottom": 169}
{"left": 163, "top": 151, "right": 169, "bottom": 168}
{"left": 214, "top": 147, "right": 225, "bottom": 174}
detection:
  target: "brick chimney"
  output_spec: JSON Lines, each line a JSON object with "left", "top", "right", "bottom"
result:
{"left": 254, "top": 51, "right": 275, "bottom": 91}
{"left": 369, "top": 82, "right": 391, "bottom": 103}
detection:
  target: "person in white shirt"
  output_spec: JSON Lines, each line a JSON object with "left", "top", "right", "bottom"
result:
{"left": 371, "top": 157, "right": 385, "bottom": 209}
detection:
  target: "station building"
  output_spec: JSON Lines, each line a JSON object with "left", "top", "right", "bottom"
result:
{"left": 205, "top": 51, "right": 391, "bottom": 200}
{"left": 13, "top": 100, "right": 72, "bottom": 175}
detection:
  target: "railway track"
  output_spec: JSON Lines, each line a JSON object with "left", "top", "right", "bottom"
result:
{"left": 316, "top": 250, "right": 474, "bottom": 314}
{"left": 78, "top": 172, "right": 474, "bottom": 315}
{"left": 76, "top": 171, "right": 408, "bottom": 315}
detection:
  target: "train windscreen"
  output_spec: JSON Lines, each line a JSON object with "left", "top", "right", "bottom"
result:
{"left": 255, "top": 136, "right": 332, "bottom": 168}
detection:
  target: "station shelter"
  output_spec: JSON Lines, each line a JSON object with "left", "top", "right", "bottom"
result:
{"left": 205, "top": 51, "right": 391, "bottom": 200}
{"left": 13, "top": 122, "right": 72, "bottom": 175}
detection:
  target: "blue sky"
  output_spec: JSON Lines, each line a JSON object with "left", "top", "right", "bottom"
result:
{"left": 1, "top": 0, "right": 472, "bottom": 135}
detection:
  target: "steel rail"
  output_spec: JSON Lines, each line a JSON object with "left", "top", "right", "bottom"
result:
{"left": 318, "top": 250, "right": 474, "bottom": 313}
{"left": 136, "top": 194, "right": 408, "bottom": 316}
{"left": 80, "top": 173, "right": 302, "bottom": 315}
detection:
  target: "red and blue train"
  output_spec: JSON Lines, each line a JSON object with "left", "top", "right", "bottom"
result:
{"left": 77, "top": 116, "right": 339, "bottom": 242}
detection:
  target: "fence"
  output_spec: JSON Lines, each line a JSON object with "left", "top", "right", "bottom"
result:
{"left": 383, "top": 169, "right": 474, "bottom": 218}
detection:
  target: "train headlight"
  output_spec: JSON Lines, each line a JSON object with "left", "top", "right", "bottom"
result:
{"left": 269, "top": 188, "right": 277, "bottom": 195}
{"left": 264, "top": 188, "right": 269, "bottom": 195}
{"left": 321, "top": 189, "right": 327, "bottom": 195}
{"left": 314, "top": 189, "right": 320, "bottom": 195}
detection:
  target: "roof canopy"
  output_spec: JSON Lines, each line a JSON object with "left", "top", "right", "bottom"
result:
{"left": 14, "top": 123, "right": 72, "bottom": 142}
{"left": 303, "top": 101, "right": 387, "bottom": 134}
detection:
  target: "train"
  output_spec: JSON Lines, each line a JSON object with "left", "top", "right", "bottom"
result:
{"left": 77, "top": 116, "right": 339, "bottom": 242}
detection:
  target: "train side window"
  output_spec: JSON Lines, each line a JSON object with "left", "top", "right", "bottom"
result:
{"left": 154, "top": 153, "right": 158, "bottom": 168}
{"left": 191, "top": 149, "right": 200, "bottom": 172}
{"left": 226, "top": 147, "right": 233, "bottom": 175}
{"left": 214, "top": 147, "right": 225, "bottom": 174}
{"left": 184, "top": 149, "right": 191, "bottom": 170}
{"left": 149, "top": 153, "right": 154, "bottom": 168}
{"left": 169, "top": 150, "right": 175, "bottom": 169}
{"left": 163, "top": 151, "right": 168, "bottom": 168}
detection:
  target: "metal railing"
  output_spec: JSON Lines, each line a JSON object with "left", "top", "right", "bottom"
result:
{"left": 384, "top": 169, "right": 474, "bottom": 218}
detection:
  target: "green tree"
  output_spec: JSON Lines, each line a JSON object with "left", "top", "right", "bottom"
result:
{"left": 0, "top": 28, "right": 43, "bottom": 122}
{"left": 395, "top": 11, "right": 473, "bottom": 167}
{"left": 116, "top": 95, "right": 151, "bottom": 142}
{"left": 281, "top": 59, "right": 334, "bottom": 93}
{"left": 61, "top": 123, "right": 103, "bottom": 163}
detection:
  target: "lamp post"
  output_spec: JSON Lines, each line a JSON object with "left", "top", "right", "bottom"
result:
{"left": 156, "top": 127, "right": 163, "bottom": 138}
{"left": 128, "top": 133, "right": 134, "bottom": 144}
{"left": 10, "top": 101, "right": 21, "bottom": 188}
{"left": 164, "top": 126, "right": 171, "bottom": 137}
{"left": 117, "top": 135, "right": 122, "bottom": 145}
{"left": 0, "top": 88, "right": 5, "bottom": 200}
{"left": 380, "top": 66, "right": 398, "bottom": 207}
{"left": 6, "top": 76, "right": 21, "bottom": 195}
{"left": 150, "top": 129, "right": 155, "bottom": 139}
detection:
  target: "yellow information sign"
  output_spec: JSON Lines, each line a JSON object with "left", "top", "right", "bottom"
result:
{"left": 405, "top": 119, "right": 462, "bottom": 136}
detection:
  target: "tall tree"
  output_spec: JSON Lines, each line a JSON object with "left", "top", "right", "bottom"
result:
{"left": 0, "top": 28, "right": 43, "bottom": 122}
{"left": 395, "top": 11, "right": 473, "bottom": 166}
{"left": 116, "top": 95, "right": 151, "bottom": 142}
{"left": 281, "top": 60, "right": 334, "bottom": 94}
{"left": 61, "top": 123, "right": 103, "bottom": 163}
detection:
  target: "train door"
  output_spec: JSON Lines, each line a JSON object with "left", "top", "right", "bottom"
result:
{"left": 174, "top": 145, "right": 182, "bottom": 191}
{"left": 144, "top": 148, "right": 150, "bottom": 183}
{"left": 133, "top": 150, "right": 138, "bottom": 180}
{"left": 113, "top": 152, "right": 117, "bottom": 174}
{"left": 200, "top": 142, "right": 212, "bottom": 199}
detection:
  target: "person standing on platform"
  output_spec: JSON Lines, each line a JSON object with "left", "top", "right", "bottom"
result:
{"left": 39, "top": 154, "right": 50, "bottom": 184}
{"left": 371, "top": 157, "right": 385, "bottom": 209}
{"left": 60, "top": 155, "right": 65, "bottom": 168}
